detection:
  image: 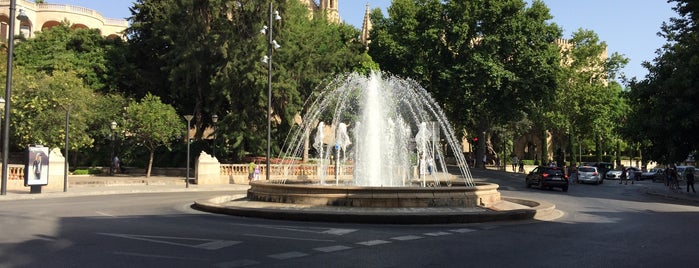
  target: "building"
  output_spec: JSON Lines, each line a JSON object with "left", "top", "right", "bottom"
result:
{"left": 299, "top": 0, "right": 339, "bottom": 24}
{"left": 0, "top": 0, "right": 128, "bottom": 42}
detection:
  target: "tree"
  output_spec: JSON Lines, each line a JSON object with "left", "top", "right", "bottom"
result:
{"left": 369, "top": 0, "right": 561, "bottom": 167}
{"left": 626, "top": 0, "right": 699, "bottom": 163}
{"left": 124, "top": 94, "right": 181, "bottom": 177}
{"left": 553, "top": 30, "right": 628, "bottom": 164}
{"left": 7, "top": 69, "right": 96, "bottom": 150}
{"left": 126, "top": 0, "right": 368, "bottom": 162}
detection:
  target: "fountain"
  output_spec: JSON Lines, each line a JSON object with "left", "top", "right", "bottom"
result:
{"left": 245, "top": 71, "right": 502, "bottom": 208}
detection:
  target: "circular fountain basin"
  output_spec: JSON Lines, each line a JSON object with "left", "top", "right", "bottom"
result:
{"left": 247, "top": 180, "right": 501, "bottom": 208}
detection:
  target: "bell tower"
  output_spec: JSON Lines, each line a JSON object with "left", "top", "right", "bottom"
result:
{"left": 320, "top": 0, "right": 340, "bottom": 24}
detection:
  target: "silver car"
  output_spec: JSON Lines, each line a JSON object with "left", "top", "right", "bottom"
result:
{"left": 578, "top": 166, "right": 603, "bottom": 184}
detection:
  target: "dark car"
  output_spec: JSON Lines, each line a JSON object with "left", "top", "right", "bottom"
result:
{"left": 526, "top": 166, "right": 569, "bottom": 192}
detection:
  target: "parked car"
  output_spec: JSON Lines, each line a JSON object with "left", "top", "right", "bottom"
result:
{"left": 577, "top": 166, "right": 603, "bottom": 184}
{"left": 606, "top": 170, "right": 622, "bottom": 180}
{"left": 641, "top": 168, "right": 665, "bottom": 182}
{"left": 676, "top": 166, "right": 695, "bottom": 182}
{"left": 606, "top": 167, "right": 641, "bottom": 180}
{"left": 581, "top": 162, "right": 614, "bottom": 177}
{"left": 526, "top": 166, "right": 569, "bottom": 192}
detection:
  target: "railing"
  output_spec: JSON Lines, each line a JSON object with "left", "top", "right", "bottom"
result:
{"left": 220, "top": 164, "right": 355, "bottom": 177}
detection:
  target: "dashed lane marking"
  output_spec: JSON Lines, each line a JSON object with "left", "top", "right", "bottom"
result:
{"left": 268, "top": 251, "right": 309, "bottom": 260}
{"left": 356, "top": 240, "right": 391, "bottom": 246}
{"left": 449, "top": 228, "right": 477, "bottom": 233}
{"left": 424, "top": 232, "right": 452, "bottom": 237}
{"left": 391, "top": 235, "right": 424, "bottom": 241}
{"left": 314, "top": 245, "right": 353, "bottom": 253}
{"left": 98, "top": 233, "right": 240, "bottom": 250}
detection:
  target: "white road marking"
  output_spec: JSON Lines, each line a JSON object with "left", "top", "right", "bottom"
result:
{"left": 229, "top": 223, "right": 357, "bottom": 236}
{"left": 243, "top": 233, "right": 335, "bottom": 242}
{"left": 449, "top": 228, "right": 477, "bottom": 233}
{"left": 95, "top": 211, "right": 115, "bottom": 217}
{"left": 195, "top": 240, "right": 242, "bottom": 250}
{"left": 356, "top": 240, "right": 391, "bottom": 246}
{"left": 268, "top": 251, "right": 309, "bottom": 260}
{"left": 424, "top": 232, "right": 452, "bottom": 237}
{"left": 98, "top": 233, "right": 240, "bottom": 250}
{"left": 391, "top": 235, "right": 424, "bottom": 241}
{"left": 314, "top": 245, "right": 353, "bottom": 252}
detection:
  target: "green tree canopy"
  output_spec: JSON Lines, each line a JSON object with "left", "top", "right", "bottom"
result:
{"left": 369, "top": 0, "right": 561, "bottom": 165}
{"left": 126, "top": 0, "right": 368, "bottom": 162}
{"left": 626, "top": 0, "right": 699, "bottom": 163}
{"left": 124, "top": 93, "right": 182, "bottom": 177}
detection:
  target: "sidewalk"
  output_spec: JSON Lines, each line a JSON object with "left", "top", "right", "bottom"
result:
{"left": 0, "top": 174, "right": 250, "bottom": 201}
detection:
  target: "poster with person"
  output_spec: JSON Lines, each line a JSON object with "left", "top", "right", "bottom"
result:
{"left": 24, "top": 145, "right": 49, "bottom": 186}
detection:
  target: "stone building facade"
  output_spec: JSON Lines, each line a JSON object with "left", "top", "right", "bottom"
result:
{"left": 0, "top": 0, "right": 128, "bottom": 42}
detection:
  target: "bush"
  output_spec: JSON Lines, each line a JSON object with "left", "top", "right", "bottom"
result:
{"left": 72, "top": 168, "right": 103, "bottom": 175}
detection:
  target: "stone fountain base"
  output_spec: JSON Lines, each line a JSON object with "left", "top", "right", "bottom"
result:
{"left": 246, "top": 180, "right": 501, "bottom": 208}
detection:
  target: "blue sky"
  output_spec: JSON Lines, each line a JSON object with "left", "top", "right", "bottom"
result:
{"left": 60, "top": 0, "right": 677, "bottom": 81}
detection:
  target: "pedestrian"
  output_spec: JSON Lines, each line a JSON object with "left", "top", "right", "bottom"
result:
{"left": 113, "top": 156, "right": 120, "bottom": 174}
{"left": 254, "top": 162, "right": 261, "bottom": 181}
{"left": 628, "top": 168, "right": 635, "bottom": 184}
{"left": 248, "top": 161, "right": 255, "bottom": 182}
{"left": 619, "top": 165, "right": 627, "bottom": 185}
{"left": 512, "top": 155, "right": 518, "bottom": 172}
{"left": 519, "top": 161, "right": 524, "bottom": 173}
{"left": 687, "top": 169, "right": 696, "bottom": 193}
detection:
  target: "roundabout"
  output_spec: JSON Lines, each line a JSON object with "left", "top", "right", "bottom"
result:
{"left": 193, "top": 180, "right": 561, "bottom": 224}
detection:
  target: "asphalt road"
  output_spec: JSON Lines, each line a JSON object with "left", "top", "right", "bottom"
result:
{"left": 1, "top": 170, "right": 697, "bottom": 267}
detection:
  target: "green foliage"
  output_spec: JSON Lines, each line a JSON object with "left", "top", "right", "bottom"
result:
{"left": 369, "top": 0, "right": 561, "bottom": 165}
{"left": 625, "top": 0, "right": 699, "bottom": 163}
{"left": 124, "top": 93, "right": 181, "bottom": 152}
{"left": 126, "top": 0, "right": 369, "bottom": 161}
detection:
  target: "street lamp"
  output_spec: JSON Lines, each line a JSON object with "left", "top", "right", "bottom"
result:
{"left": 2, "top": 2, "right": 30, "bottom": 195}
{"left": 64, "top": 108, "right": 70, "bottom": 192}
{"left": 261, "top": 2, "right": 281, "bottom": 181}
{"left": 184, "top": 115, "right": 193, "bottom": 188}
{"left": 211, "top": 114, "right": 218, "bottom": 158}
{"left": 109, "top": 121, "right": 117, "bottom": 176}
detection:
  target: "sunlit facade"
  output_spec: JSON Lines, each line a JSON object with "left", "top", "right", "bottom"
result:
{"left": 0, "top": 0, "right": 128, "bottom": 42}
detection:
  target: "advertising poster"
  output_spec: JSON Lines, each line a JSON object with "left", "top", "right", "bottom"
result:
{"left": 25, "top": 146, "right": 49, "bottom": 186}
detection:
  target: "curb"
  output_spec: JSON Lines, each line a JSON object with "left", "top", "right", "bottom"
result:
{"left": 193, "top": 195, "right": 560, "bottom": 224}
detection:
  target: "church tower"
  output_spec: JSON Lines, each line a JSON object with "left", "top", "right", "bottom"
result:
{"left": 320, "top": 0, "right": 340, "bottom": 24}
{"left": 360, "top": 3, "right": 372, "bottom": 49}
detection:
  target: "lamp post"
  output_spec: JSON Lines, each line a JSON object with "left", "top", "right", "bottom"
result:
{"left": 261, "top": 2, "right": 281, "bottom": 181}
{"left": 211, "top": 114, "right": 218, "bottom": 158}
{"left": 64, "top": 108, "right": 69, "bottom": 192}
{"left": 109, "top": 121, "right": 117, "bottom": 176}
{"left": 1, "top": 2, "right": 29, "bottom": 196}
{"left": 184, "top": 115, "right": 193, "bottom": 188}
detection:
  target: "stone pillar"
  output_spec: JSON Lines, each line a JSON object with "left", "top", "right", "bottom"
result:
{"left": 47, "top": 147, "right": 66, "bottom": 191}
{"left": 195, "top": 152, "right": 224, "bottom": 184}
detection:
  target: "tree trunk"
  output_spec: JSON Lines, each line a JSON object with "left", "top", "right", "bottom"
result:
{"left": 147, "top": 150, "right": 154, "bottom": 178}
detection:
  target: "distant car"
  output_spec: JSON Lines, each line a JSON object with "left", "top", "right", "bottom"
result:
{"left": 606, "top": 170, "right": 622, "bottom": 180}
{"left": 676, "top": 166, "right": 695, "bottom": 181}
{"left": 577, "top": 166, "right": 603, "bottom": 185}
{"left": 641, "top": 168, "right": 664, "bottom": 182}
{"left": 526, "top": 166, "right": 569, "bottom": 192}
{"left": 606, "top": 167, "right": 641, "bottom": 180}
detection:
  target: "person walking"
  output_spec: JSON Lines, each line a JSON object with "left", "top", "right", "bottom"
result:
{"left": 248, "top": 161, "right": 255, "bottom": 182}
{"left": 687, "top": 169, "right": 696, "bottom": 193}
{"left": 619, "top": 165, "right": 627, "bottom": 185}
{"left": 512, "top": 156, "right": 518, "bottom": 172}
